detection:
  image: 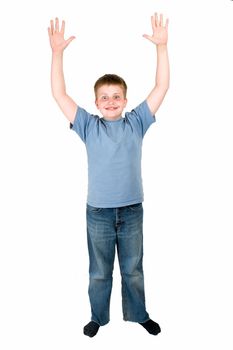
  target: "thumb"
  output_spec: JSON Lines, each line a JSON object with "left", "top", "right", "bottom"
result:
{"left": 143, "top": 34, "right": 151, "bottom": 40}
{"left": 142, "top": 34, "right": 154, "bottom": 44}
{"left": 65, "top": 36, "right": 76, "bottom": 47}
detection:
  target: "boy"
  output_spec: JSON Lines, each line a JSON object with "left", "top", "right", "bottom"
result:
{"left": 48, "top": 13, "right": 169, "bottom": 337}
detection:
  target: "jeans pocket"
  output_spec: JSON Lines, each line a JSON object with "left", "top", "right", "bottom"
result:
{"left": 128, "top": 203, "right": 142, "bottom": 211}
{"left": 87, "top": 204, "right": 103, "bottom": 213}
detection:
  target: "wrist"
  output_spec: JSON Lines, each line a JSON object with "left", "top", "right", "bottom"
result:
{"left": 52, "top": 49, "right": 64, "bottom": 57}
{"left": 156, "top": 43, "right": 167, "bottom": 50}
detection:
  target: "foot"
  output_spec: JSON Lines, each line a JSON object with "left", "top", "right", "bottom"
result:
{"left": 83, "top": 321, "right": 100, "bottom": 337}
{"left": 139, "top": 319, "right": 161, "bottom": 335}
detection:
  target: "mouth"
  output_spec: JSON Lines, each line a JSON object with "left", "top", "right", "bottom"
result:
{"left": 105, "top": 107, "right": 118, "bottom": 111}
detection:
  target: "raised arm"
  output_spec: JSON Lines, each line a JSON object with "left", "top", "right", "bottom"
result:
{"left": 143, "top": 13, "right": 170, "bottom": 115}
{"left": 48, "top": 18, "right": 77, "bottom": 123}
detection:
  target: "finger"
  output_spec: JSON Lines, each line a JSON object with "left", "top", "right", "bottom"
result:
{"left": 154, "top": 12, "right": 159, "bottom": 27}
{"left": 165, "top": 18, "right": 169, "bottom": 29}
{"left": 159, "top": 14, "right": 163, "bottom": 27}
{"left": 50, "top": 19, "right": 54, "bottom": 34}
{"left": 48, "top": 27, "right": 51, "bottom": 38}
{"left": 151, "top": 15, "right": 156, "bottom": 32}
{"left": 55, "top": 17, "right": 59, "bottom": 32}
{"left": 61, "top": 20, "right": 65, "bottom": 34}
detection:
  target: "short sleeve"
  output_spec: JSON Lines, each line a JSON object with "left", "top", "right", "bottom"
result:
{"left": 125, "top": 100, "right": 155, "bottom": 138}
{"left": 70, "top": 106, "right": 98, "bottom": 143}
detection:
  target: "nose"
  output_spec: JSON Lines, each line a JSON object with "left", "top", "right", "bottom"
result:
{"left": 108, "top": 98, "right": 115, "bottom": 105}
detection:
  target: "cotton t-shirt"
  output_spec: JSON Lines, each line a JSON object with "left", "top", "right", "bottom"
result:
{"left": 70, "top": 100, "right": 155, "bottom": 208}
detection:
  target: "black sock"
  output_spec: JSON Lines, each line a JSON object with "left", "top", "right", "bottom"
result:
{"left": 83, "top": 321, "right": 100, "bottom": 337}
{"left": 139, "top": 319, "right": 161, "bottom": 335}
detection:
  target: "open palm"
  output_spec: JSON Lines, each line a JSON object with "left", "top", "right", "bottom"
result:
{"left": 48, "top": 18, "right": 75, "bottom": 52}
{"left": 143, "top": 13, "right": 168, "bottom": 45}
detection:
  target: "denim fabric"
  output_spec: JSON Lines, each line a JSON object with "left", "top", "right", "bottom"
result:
{"left": 86, "top": 203, "right": 149, "bottom": 326}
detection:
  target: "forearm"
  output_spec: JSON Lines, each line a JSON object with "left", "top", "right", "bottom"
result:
{"left": 50, "top": 50, "right": 77, "bottom": 123}
{"left": 51, "top": 51, "right": 66, "bottom": 100}
{"left": 146, "top": 44, "right": 170, "bottom": 115}
{"left": 155, "top": 44, "right": 170, "bottom": 90}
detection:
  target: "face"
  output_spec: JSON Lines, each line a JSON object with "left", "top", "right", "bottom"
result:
{"left": 95, "top": 84, "right": 127, "bottom": 120}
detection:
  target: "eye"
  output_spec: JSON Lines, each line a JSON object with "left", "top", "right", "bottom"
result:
{"left": 113, "top": 95, "right": 121, "bottom": 100}
{"left": 101, "top": 95, "right": 108, "bottom": 101}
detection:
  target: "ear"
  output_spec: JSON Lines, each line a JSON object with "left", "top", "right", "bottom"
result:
{"left": 123, "top": 98, "right": 128, "bottom": 108}
{"left": 95, "top": 99, "right": 99, "bottom": 109}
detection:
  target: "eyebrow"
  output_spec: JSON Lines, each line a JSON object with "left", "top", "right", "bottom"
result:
{"left": 99, "top": 92, "right": 122, "bottom": 96}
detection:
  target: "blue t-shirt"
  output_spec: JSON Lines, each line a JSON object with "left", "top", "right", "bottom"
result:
{"left": 71, "top": 100, "right": 155, "bottom": 208}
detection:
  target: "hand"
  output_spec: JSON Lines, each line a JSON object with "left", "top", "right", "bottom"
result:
{"left": 143, "top": 13, "right": 168, "bottom": 46}
{"left": 48, "top": 18, "right": 75, "bottom": 53}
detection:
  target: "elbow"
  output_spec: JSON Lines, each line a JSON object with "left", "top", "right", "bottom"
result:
{"left": 157, "top": 80, "right": 169, "bottom": 92}
{"left": 51, "top": 84, "right": 67, "bottom": 102}
{"left": 51, "top": 90, "right": 57, "bottom": 101}
{"left": 52, "top": 93, "right": 60, "bottom": 105}
{"left": 163, "top": 80, "right": 170, "bottom": 92}
{"left": 163, "top": 81, "right": 170, "bottom": 95}
{"left": 163, "top": 85, "right": 169, "bottom": 94}
{"left": 158, "top": 84, "right": 169, "bottom": 96}
{"left": 52, "top": 90, "right": 66, "bottom": 104}
{"left": 165, "top": 85, "right": 169, "bottom": 95}
{"left": 158, "top": 76, "right": 170, "bottom": 93}
{"left": 51, "top": 87, "right": 58, "bottom": 101}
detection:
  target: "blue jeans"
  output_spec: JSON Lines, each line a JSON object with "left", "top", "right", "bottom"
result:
{"left": 86, "top": 203, "right": 149, "bottom": 326}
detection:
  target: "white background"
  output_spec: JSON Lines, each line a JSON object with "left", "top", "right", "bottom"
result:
{"left": 0, "top": 0, "right": 233, "bottom": 349}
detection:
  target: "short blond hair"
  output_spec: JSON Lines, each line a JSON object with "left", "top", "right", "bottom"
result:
{"left": 94, "top": 74, "right": 127, "bottom": 98}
